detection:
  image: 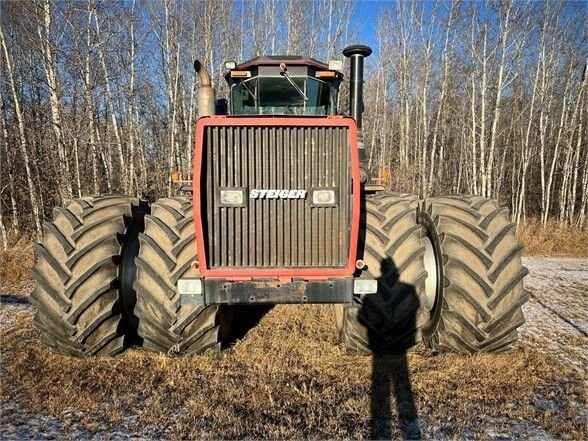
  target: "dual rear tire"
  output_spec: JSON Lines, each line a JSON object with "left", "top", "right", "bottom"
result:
{"left": 31, "top": 195, "right": 228, "bottom": 357}
{"left": 31, "top": 195, "right": 144, "bottom": 356}
{"left": 336, "top": 194, "right": 529, "bottom": 354}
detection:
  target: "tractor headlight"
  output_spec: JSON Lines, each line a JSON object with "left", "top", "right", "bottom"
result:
{"left": 219, "top": 188, "right": 246, "bottom": 207}
{"left": 178, "top": 278, "right": 204, "bottom": 305}
{"left": 354, "top": 279, "right": 378, "bottom": 294}
{"left": 178, "top": 279, "right": 202, "bottom": 295}
{"left": 311, "top": 188, "right": 337, "bottom": 207}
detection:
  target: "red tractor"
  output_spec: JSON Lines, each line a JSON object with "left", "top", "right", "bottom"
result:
{"left": 32, "top": 45, "right": 528, "bottom": 356}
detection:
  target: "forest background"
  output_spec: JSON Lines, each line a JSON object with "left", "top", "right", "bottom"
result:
{"left": 0, "top": 0, "right": 586, "bottom": 248}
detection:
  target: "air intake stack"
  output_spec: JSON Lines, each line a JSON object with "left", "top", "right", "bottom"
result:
{"left": 343, "top": 44, "right": 372, "bottom": 182}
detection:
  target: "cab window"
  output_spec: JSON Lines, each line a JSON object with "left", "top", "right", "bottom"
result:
{"left": 231, "top": 76, "right": 334, "bottom": 115}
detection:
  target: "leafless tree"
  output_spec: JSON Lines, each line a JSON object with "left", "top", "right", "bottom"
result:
{"left": 0, "top": 0, "right": 585, "bottom": 246}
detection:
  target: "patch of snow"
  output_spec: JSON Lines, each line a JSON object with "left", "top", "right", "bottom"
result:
{"left": 519, "top": 258, "right": 588, "bottom": 371}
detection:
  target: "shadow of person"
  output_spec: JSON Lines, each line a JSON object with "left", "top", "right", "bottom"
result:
{"left": 358, "top": 258, "right": 422, "bottom": 440}
{"left": 221, "top": 305, "right": 274, "bottom": 347}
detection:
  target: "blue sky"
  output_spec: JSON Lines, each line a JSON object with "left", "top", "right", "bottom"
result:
{"left": 353, "top": 1, "right": 384, "bottom": 50}
{"left": 350, "top": 0, "right": 438, "bottom": 61}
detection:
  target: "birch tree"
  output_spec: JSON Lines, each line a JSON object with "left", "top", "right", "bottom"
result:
{"left": 0, "top": 18, "right": 43, "bottom": 237}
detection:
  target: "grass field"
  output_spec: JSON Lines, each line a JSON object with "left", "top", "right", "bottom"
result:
{"left": 517, "top": 219, "right": 588, "bottom": 257}
{"left": 0, "top": 222, "right": 586, "bottom": 439}
{"left": 1, "top": 256, "right": 587, "bottom": 439}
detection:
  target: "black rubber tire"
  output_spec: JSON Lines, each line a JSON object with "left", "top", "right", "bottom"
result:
{"left": 133, "top": 197, "right": 230, "bottom": 355}
{"left": 335, "top": 194, "right": 429, "bottom": 354}
{"left": 31, "top": 195, "right": 140, "bottom": 356}
{"left": 421, "top": 196, "right": 529, "bottom": 353}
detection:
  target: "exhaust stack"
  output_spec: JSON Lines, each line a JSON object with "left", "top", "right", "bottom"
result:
{"left": 194, "top": 59, "right": 216, "bottom": 117}
{"left": 343, "top": 45, "right": 372, "bottom": 182}
{"left": 343, "top": 45, "right": 372, "bottom": 131}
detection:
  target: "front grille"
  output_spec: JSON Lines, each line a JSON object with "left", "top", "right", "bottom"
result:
{"left": 200, "top": 123, "right": 352, "bottom": 269}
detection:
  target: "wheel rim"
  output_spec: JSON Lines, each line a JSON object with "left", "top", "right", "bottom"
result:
{"left": 417, "top": 209, "right": 444, "bottom": 335}
{"left": 423, "top": 236, "right": 438, "bottom": 312}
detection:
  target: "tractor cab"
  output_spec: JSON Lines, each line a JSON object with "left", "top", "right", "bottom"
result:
{"left": 223, "top": 56, "right": 343, "bottom": 116}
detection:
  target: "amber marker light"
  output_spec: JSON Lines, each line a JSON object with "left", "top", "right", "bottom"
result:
{"left": 170, "top": 171, "right": 181, "bottom": 183}
{"left": 230, "top": 70, "right": 251, "bottom": 78}
{"left": 316, "top": 71, "right": 337, "bottom": 78}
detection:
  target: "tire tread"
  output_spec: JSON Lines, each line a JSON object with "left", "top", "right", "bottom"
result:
{"left": 423, "top": 195, "right": 528, "bottom": 353}
{"left": 31, "top": 195, "right": 138, "bottom": 356}
{"left": 134, "top": 196, "right": 224, "bottom": 355}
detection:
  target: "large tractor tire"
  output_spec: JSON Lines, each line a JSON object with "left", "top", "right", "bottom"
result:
{"left": 336, "top": 194, "right": 429, "bottom": 354}
{"left": 420, "top": 196, "right": 529, "bottom": 353}
{"left": 133, "top": 197, "right": 231, "bottom": 355}
{"left": 31, "top": 195, "right": 144, "bottom": 356}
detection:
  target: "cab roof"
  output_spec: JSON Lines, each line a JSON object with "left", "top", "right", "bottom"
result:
{"left": 235, "top": 55, "right": 329, "bottom": 71}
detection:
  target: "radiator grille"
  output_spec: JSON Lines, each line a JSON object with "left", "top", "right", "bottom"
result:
{"left": 201, "top": 124, "right": 352, "bottom": 269}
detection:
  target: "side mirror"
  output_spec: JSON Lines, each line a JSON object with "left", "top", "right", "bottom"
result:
{"left": 215, "top": 98, "right": 228, "bottom": 115}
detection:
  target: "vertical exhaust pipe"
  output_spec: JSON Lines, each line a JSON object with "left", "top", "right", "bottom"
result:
{"left": 343, "top": 45, "right": 372, "bottom": 182}
{"left": 194, "top": 59, "right": 216, "bottom": 117}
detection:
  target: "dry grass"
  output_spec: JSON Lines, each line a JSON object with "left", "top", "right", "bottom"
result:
{"left": 0, "top": 237, "right": 35, "bottom": 292}
{"left": 0, "top": 222, "right": 585, "bottom": 437}
{"left": 518, "top": 218, "right": 588, "bottom": 257}
{"left": 1, "top": 305, "right": 586, "bottom": 439}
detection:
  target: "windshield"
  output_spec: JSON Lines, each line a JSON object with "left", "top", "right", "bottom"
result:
{"left": 231, "top": 76, "right": 333, "bottom": 115}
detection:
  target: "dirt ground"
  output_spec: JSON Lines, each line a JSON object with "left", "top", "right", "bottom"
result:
{"left": 0, "top": 257, "right": 586, "bottom": 440}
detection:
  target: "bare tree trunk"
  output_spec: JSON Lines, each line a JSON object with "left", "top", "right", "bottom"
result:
{"left": 72, "top": 137, "right": 82, "bottom": 197}
{"left": 127, "top": 0, "right": 137, "bottom": 194}
{"left": 84, "top": 0, "right": 99, "bottom": 194}
{"left": 163, "top": 0, "right": 182, "bottom": 196}
{"left": 517, "top": 17, "right": 541, "bottom": 224}
{"left": 578, "top": 138, "right": 588, "bottom": 227}
{"left": 559, "top": 67, "right": 585, "bottom": 223}
{"left": 428, "top": 1, "right": 456, "bottom": 196}
{"left": 543, "top": 90, "right": 568, "bottom": 225}
{"left": 0, "top": 22, "right": 43, "bottom": 237}
{"left": 0, "top": 80, "right": 12, "bottom": 246}
{"left": 38, "top": 0, "right": 72, "bottom": 202}
{"left": 569, "top": 104, "right": 584, "bottom": 223}
{"left": 0, "top": 87, "right": 19, "bottom": 232}
{"left": 485, "top": 1, "right": 514, "bottom": 198}
{"left": 368, "top": 65, "right": 382, "bottom": 171}
{"left": 470, "top": 57, "right": 478, "bottom": 195}
{"left": 95, "top": 123, "right": 111, "bottom": 193}
{"left": 419, "top": 23, "right": 433, "bottom": 196}
{"left": 0, "top": 187, "right": 8, "bottom": 249}
{"left": 94, "top": 11, "right": 126, "bottom": 191}
{"left": 479, "top": 24, "right": 488, "bottom": 197}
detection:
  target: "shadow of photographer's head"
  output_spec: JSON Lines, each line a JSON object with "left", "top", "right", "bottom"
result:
{"left": 357, "top": 257, "right": 422, "bottom": 355}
